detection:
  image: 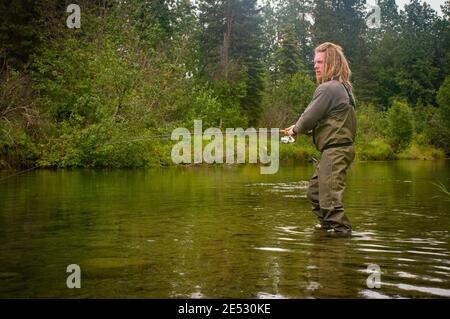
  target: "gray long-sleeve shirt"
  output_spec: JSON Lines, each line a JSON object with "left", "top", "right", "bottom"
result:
{"left": 293, "top": 80, "right": 353, "bottom": 135}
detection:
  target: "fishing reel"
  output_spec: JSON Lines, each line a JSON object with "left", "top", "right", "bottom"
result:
{"left": 280, "top": 135, "right": 295, "bottom": 144}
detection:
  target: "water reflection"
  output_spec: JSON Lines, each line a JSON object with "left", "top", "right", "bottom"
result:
{"left": 0, "top": 160, "right": 449, "bottom": 298}
{"left": 304, "top": 231, "right": 357, "bottom": 298}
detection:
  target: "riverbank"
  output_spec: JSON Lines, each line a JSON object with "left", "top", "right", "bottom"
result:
{"left": 273, "top": 135, "right": 446, "bottom": 163}
{"left": 1, "top": 134, "right": 447, "bottom": 171}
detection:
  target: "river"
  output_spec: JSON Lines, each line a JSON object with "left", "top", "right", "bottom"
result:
{"left": 0, "top": 160, "right": 449, "bottom": 298}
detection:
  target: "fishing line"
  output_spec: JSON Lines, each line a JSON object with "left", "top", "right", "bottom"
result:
{"left": 0, "top": 129, "right": 293, "bottom": 181}
{"left": 0, "top": 166, "right": 40, "bottom": 182}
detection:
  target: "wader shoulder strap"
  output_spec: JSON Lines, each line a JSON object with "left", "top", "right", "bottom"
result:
{"left": 342, "top": 84, "right": 356, "bottom": 108}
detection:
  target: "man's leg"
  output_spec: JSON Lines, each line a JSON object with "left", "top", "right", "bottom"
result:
{"left": 318, "top": 147, "right": 355, "bottom": 233}
{"left": 307, "top": 161, "right": 330, "bottom": 228}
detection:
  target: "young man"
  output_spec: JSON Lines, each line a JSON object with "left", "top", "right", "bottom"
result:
{"left": 284, "top": 42, "right": 357, "bottom": 235}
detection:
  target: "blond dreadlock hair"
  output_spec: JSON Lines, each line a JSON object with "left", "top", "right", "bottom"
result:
{"left": 315, "top": 42, "right": 353, "bottom": 92}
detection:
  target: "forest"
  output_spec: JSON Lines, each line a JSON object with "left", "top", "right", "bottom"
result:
{"left": 1, "top": 0, "right": 449, "bottom": 169}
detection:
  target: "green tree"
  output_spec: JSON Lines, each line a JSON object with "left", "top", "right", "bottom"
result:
{"left": 395, "top": 0, "right": 440, "bottom": 106}
{"left": 312, "top": 0, "right": 369, "bottom": 98}
{"left": 260, "top": 71, "right": 315, "bottom": 128}
{"left": 387, "top": 100, "right": 414, "bottom": 152}
{"left": 378, "top": 0, "right": 401, "bottom": 32}
{"left": 260, "top": 1, "right": 278, "bottom": 66}
{"left": 436, "top": 76, "right": 450, "bottom": 129}
{"left": 366, "top": 0, "right": 447, "bottom": 109}
{"left": 259, "top": 1, "right": 316, "bottom": 129}
{"left": 232, "top": 0, "right": 265, "bottom": 125}
{"left": 276, "top": 25, "right": 302, "bottom": 76}
{"left": 428, "top": 76, "right": 450, "bottom": 152}
{"left": 366, "top": 31, "right": 402, "bottom": 108}
{"left": 277, "top": 0, "right": 314, "bottom": 70}
{"left": 198, "top": 0, "right": 265, "bottom": 126}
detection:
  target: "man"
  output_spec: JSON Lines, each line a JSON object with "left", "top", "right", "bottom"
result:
{"left": 284, "top": 42, "right": 357, "bottom": 235}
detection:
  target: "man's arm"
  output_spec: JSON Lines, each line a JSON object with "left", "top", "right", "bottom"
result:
{"left": 293, "top": 86, "right": 332, "bottom": 135}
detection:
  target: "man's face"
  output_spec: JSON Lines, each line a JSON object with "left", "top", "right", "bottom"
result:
{"left": 314, "top": 51, "right": 326, "bottom": 82}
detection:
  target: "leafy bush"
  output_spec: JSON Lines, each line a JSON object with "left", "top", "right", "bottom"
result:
{"left": 0, "top": 124, "right": 38, "bottom": 169}
{"left": 279, "top": 135, "right": 319, "bottom": 162}
{"left": 356, "top": 103, "right": 388, "bottom": 143}
{"left": 187, "top": 83, "right": 248, "bottom": 129}
{"left": 357, "top": 138, "right": 395, "bottom": 161}
{"left": 398, "top": 143, "right": 446, "bottom": 160}
{"left": 260, "top": 71, "right": 315, "bottom": 128}
{"left": 37, "top": 122, "right": 173, "bottom": 168}
{"left": 387, "top": 100, "right": 414, "bottom": 152}
{"left": 0, "top": 69, "right": 41, "bottom": 169}
{"left": 428, "top": 76, "right": 450, "bottom": 152}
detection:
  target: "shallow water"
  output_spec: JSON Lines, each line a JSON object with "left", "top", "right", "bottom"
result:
{"left": 0, "top": 160, "right": 449, "bottom": 298}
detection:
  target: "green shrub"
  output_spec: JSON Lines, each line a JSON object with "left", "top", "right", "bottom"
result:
{"left": 357, "top": 138, "right": 395, "bottom": 160}
{"left": 398, "top": 143, "right": 446, "bottom": 160}
{"left": 37, "top": 122, "right": 168, "bottom": 168}
{"left": 0, "top": 124, "right": 38, "bottom": 169}
{"left": 356, "top": 103, "right": 388, "bottom": 143}
{"left": 260, "top": 71, "right": 315, "bottom": 128}
{"left": 279, "top": 135, "right": 319, "bottom": 162}
{"left": 187, "top": 83, "right": 248, "bottom": 129}
{"left": 387, "top": 100, "right": 414, "bottom": 152}
{"left": 429, "top": 76, "right": 450, "bottom": 152}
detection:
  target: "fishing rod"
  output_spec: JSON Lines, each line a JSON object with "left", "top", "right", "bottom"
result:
{"left": 104, "top": 129, "right": 293, "bottom": 145}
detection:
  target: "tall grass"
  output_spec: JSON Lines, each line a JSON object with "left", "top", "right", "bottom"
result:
{"left": 432, "top": 181, "right": 450, "bottom": 201}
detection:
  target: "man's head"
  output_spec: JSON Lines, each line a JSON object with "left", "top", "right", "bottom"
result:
{"left": 314, "top": 42, "right": 352, "bottom": 90}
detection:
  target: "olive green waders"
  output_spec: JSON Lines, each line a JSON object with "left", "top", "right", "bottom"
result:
{"left": 307, "top": 145, "right": 355, "bottom": 233}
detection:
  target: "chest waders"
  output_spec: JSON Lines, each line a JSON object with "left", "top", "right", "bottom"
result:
{"left": 307, "top": 84, "right": 356, "bottom": 234}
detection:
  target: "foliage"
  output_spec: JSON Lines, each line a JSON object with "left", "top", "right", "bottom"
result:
{"left": 397, "top": 142, "right": 445, "bottom": 160}
{"left": 429, "top": 76, "right": 450, "bottom": 151}
{"left": 198, "top": 0, "right": 265, "bottom": 125}
{"left": 387, "top": 100, "right": 414, "bottom": 152}
{"left": 186, "top": 83, "right": 248, "bottom": 129}
{"left": 0, "top": 0, "right": 448, "bottom": 169}
{"left": 357, "top": 138, "right": 396, "bottom": 161}
{"left": 279, "top": 135, "right": 319, "bottom": 162}
{"left": 356, "top": 103, "right": 388, "bottom": 143}
{"left": 260, "top": 71, "right": 315, "bottom": 128}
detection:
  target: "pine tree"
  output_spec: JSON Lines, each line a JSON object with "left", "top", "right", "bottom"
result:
{"left": 312, "top": 0, "right": 369, "bottom": 97}
{"left": 396, "top": 0, "right": 440, "bottom": 105}
{"left": 277, "top": 0, "right": 314, "bottom": 71}
{"left": 365, "top": 0, "right": 401, "bottom": 107}
{"left": 260, "top": 0, "right": 279, "bottom": 86}
{"left": 276, "top": 25, "right": 302, "bottom": 76}
{"left": 379, "top": 0, "right": 401, "bottom": 32}
{"left": 198, "top": 0, "right": 265, "bottom": 125}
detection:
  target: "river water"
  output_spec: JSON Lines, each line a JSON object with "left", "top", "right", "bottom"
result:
{"left": 0, "top": 160, "right": 449, "bottom": 298}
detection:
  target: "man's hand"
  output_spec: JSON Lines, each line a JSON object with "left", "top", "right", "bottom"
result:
{"left": 283, "top": 125, "right": 296, "bottom": 136}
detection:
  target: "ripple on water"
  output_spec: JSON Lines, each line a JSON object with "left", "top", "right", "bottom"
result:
{"left": 256, "top": 292, "right": 289, "bottom": 299}
{"left": 359, "top": 289, "right": 392, "bottom": 299}
{"left": 255, "top": 247, "right": 292, "bottom": 252}
{"left": 385, "top": 282, "right": 450, "bottom": 298}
